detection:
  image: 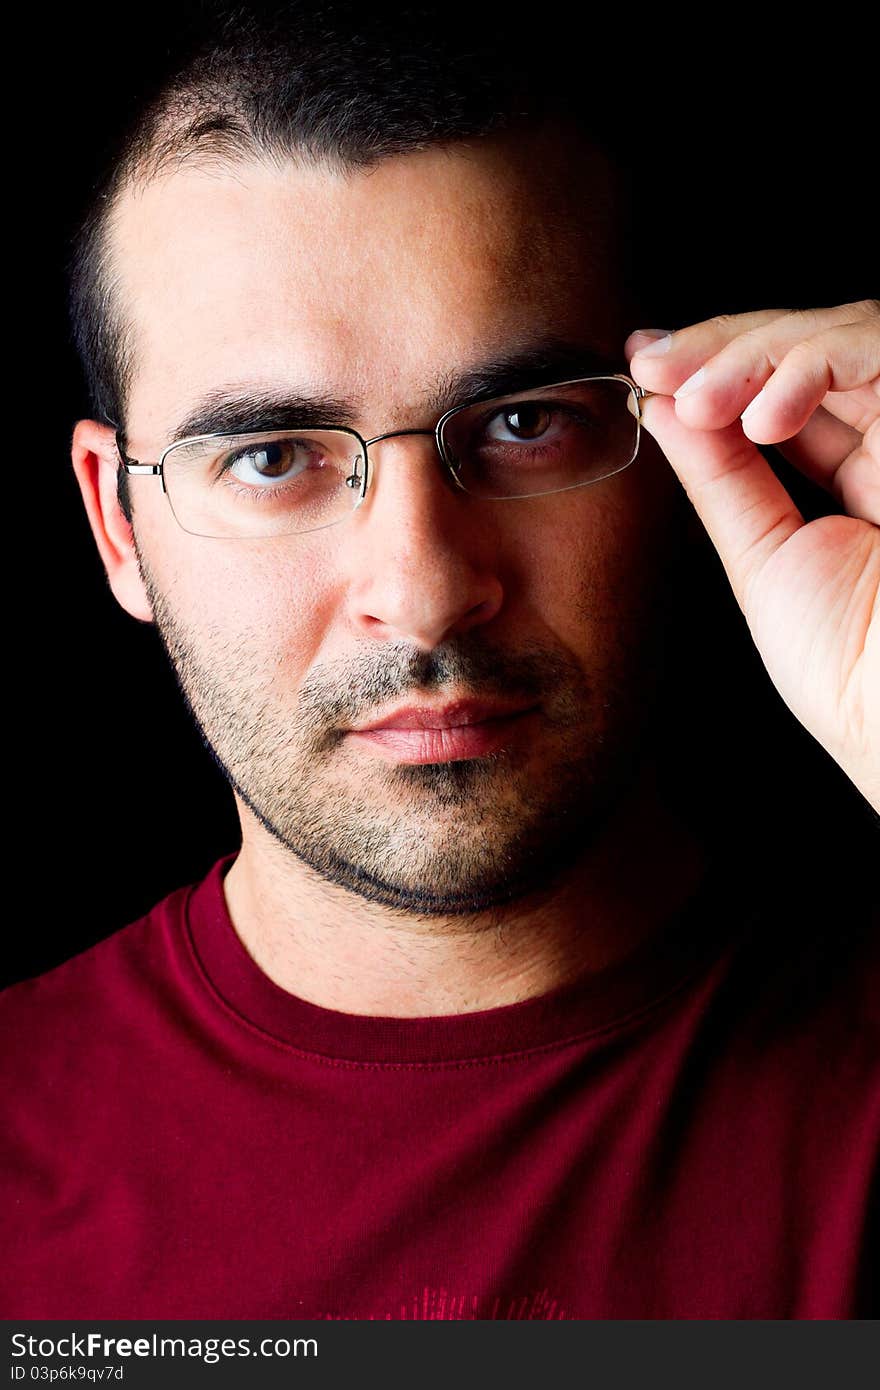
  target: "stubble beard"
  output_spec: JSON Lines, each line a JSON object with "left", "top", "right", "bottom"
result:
{"left": 134, "top": 543, "right": 666, "bottom": 921}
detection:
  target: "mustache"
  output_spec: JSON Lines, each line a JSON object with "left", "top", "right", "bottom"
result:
{"left": 298, "top": 636, "right": 588, "bottom": 739}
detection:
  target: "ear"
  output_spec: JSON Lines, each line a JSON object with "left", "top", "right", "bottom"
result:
{"left": 71, "top": 419, "right": 154, "bottom": 623}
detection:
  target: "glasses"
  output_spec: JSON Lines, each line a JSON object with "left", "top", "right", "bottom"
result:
{"left": 115, "top": 374, "right": 653, "bottom": 540}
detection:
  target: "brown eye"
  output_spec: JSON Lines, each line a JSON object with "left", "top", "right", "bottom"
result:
{"left": 216, "top": 437, "right": 320, "bottom": 487}
{"left": 246, "top": 442, "right": 295, "bottom": 477}
{"left": 230, "top": 440, "right": 306, "bottom": 480}
{"left": 495, "top": 403, "right": 552, "bottom": 440}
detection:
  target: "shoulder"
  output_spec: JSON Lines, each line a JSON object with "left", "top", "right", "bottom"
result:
{"left": 0, "top": 858, "right": 229, "bottom": 1088}
{"left": 3, "top": 880, "right": 181, "bottom": 998}
{"left": 699, "top": 849, "right": 880, "bottom": 1088}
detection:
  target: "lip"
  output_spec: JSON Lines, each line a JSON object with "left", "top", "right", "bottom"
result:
{"left": 347, "top": 699, "right": 539, "bottom": 765}
{"left": 351, "top": 699, "right": 536, "bottom": 733}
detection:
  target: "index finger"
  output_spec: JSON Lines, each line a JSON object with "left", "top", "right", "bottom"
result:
{"left": 624, "top": 302, "right": 877, "bottom": 400}
{"left": 624, "top": 308, "right": 791, "bottom": 371}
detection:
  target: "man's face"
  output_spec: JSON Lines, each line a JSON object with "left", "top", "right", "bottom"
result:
{"left": 109, "top": 127, "right": 680, "bottom": 916}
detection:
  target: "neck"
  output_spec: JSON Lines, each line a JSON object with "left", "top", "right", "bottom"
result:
{"left": 222, "top": 760, "right": 706, "bottom": 1018}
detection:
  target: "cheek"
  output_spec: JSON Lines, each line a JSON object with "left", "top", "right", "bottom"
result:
{"left": 141, "top": 520, "right": 338, "bottom": 685}
{"left": 517, "top": 484, "right": 657, "bottom": 641}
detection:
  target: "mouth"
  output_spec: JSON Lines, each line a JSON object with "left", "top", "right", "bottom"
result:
{"left": 347, "top": 700, "right": 540, "bottom": 765}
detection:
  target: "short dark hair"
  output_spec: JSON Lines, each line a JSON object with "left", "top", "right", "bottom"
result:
{"left": 67, "top": 0, "right": 640, "bottom": 520}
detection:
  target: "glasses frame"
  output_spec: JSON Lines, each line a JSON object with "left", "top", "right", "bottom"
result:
{"left": 114, "top": 372, "right": 655, "bottom": 538}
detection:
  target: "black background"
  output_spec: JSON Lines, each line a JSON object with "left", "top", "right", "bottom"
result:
{"left": 8, "top": 6, "right": 877, "bottom": 987}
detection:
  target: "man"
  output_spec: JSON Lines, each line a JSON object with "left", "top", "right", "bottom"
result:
{"left": 2, "top": 2, "right": 877, "bottom": 1319}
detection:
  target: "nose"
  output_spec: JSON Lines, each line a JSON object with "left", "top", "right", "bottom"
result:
{"left": 341, "top": 433, "right": 504, "bottom": 650}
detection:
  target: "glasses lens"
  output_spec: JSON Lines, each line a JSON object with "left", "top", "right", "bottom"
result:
{"left": 440, "top": 377, "right": 638, "bottom": 499}
{"left": 161, "top": 429, "right": 364, "bottom": 538}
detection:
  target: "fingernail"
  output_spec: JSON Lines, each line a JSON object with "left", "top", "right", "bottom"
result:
{"left": 674, "top": 366, "right": 707, "bottom": 399}
{"left": 631, "top": 330, "right": 673, "bottom": 358}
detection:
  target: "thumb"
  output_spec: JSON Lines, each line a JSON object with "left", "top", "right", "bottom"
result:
{"left": 633, "top": 391, "right": 804, "bottom": 615}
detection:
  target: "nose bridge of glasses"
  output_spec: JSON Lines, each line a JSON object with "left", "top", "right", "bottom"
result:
{"left": 358, "top": 426, "right": 451, "bottom": 488}
{"left": 351, "top": 424, "right": 469, "bottom": 516}
{"left": 362, "top": 427, "right": 439, "bottom": 451}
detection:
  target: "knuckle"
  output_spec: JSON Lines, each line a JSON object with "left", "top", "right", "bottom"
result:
{"left": 784, "top": 337, "right": 821, "bottom": 362}
{"left": 775, "top": 337, "right": 826, "bottom": 381}
{"left": 735, "top": 325, "right": 777, "bottom": 365}
{"left": 864, "top": 414, "right": 880, "bottom": 452}
{"left": 784, "top": 306, "right": 818, "bottom": 328}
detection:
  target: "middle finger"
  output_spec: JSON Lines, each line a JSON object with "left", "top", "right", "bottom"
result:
{"left": 625, "top": 301, "right": 875, "bottom": 423}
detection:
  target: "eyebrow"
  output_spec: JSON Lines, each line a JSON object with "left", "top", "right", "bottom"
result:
{"left": 164, "top": 338, "right": 624, "bottom": 444}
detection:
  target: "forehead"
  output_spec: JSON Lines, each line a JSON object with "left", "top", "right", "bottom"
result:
{"left": 112, "top": 128, "right": 623, "bottom": 439}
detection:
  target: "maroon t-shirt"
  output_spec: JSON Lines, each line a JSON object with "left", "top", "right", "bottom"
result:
{"left": 2, "top": 851, "right": 878, "bottom": 1319}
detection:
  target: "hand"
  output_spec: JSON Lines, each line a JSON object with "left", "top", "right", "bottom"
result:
{"left": 624, "top": 300, "right": 880, "bottom": 813}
